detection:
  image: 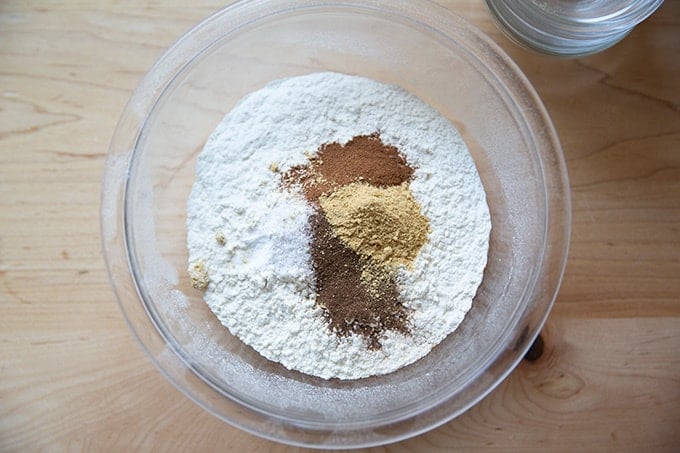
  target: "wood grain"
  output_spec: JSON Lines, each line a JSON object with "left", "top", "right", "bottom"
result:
{"left": 1, "top": 1, "right": 679, "bottom": 451}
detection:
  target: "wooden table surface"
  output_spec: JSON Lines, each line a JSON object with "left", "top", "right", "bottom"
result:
{"left": 1, "top": 1, "right": 679, "bottom": 451}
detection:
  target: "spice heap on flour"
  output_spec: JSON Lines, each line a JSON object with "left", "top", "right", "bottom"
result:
{"left": 186, "top": 72, "right": 491, "bottom": 380}
{"left": 282, "top": 134, "right": 430, "bottom": 349}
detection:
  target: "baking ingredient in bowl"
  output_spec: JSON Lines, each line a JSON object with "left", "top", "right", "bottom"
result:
{"left": 282, "top": 134, "right": 429, "bottom": 349}
{"left": 188, "top": 260, "right": 209, "bottom": 290}
{"left": 186, "top": 72, "right": 491, "bottom": 380}
{"left": 309, "top": 211, "right": 409, "bottom": 350}
{"left": 319, "top": 182, "right": 430, "bottom": 267}
{"left": 283, "top": 133, "right": 414, "bottom": 202}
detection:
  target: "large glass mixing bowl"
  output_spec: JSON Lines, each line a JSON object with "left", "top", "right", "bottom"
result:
{"left": 101, "top": 0, "right": 570, "bottom": 448}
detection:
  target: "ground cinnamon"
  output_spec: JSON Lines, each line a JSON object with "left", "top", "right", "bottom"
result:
{"left": 283, "top": 133, "right": 413, "bottom": 202}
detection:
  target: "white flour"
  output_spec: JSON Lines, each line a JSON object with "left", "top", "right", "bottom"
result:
{"left": 187, "top": 72, "right": 490, "bottom": 380}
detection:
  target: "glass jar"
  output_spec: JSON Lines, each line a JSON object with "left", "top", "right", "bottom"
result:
{"left": 486, "top": 0, "right": 664, "bottom": 57}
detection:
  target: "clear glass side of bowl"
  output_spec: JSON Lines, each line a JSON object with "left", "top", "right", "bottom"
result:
{"left": 102, "top": 0, "right": 570, "bottom": 448}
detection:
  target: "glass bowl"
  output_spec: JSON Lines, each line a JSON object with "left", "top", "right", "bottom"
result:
{"left": 101, "top": 0, "right": 570, "bottom": 448}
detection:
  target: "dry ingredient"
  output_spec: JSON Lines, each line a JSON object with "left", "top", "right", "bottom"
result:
{"left": 283, "top": 133, "right": 428, "bottom": 349}
{"left": 188, "top": 260, "right": 209, "bottom": 290}
{"left": 186, "top": 72, "right": 491, "bottom": 380}
{"left": 310, "top": 211, "right": 409, "bottom": 350}
{"left": 319, "top": 182, "right": 430, "bottom": 267}
{"left": 283, "top": 133, "right": 413, "bottom": 202}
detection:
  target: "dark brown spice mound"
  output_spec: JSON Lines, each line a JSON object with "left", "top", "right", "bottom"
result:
{"left": 309, "top": 212, "right": 411, "bottom": 350}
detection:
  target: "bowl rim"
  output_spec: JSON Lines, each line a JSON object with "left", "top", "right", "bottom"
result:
{"left": 101, "top": 0, "right": 571, "bottom": 448}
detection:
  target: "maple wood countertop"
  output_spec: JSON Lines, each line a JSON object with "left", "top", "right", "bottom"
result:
{"left": 1, "top": 1, "right": 679, "bottom": 451}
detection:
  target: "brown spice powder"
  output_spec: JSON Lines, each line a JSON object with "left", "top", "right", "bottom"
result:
{"left": 310, "top": 212, "right": 411, "bottom": 349}
{"left": 283, "top": 133, "right": 413, "bottom": 202}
